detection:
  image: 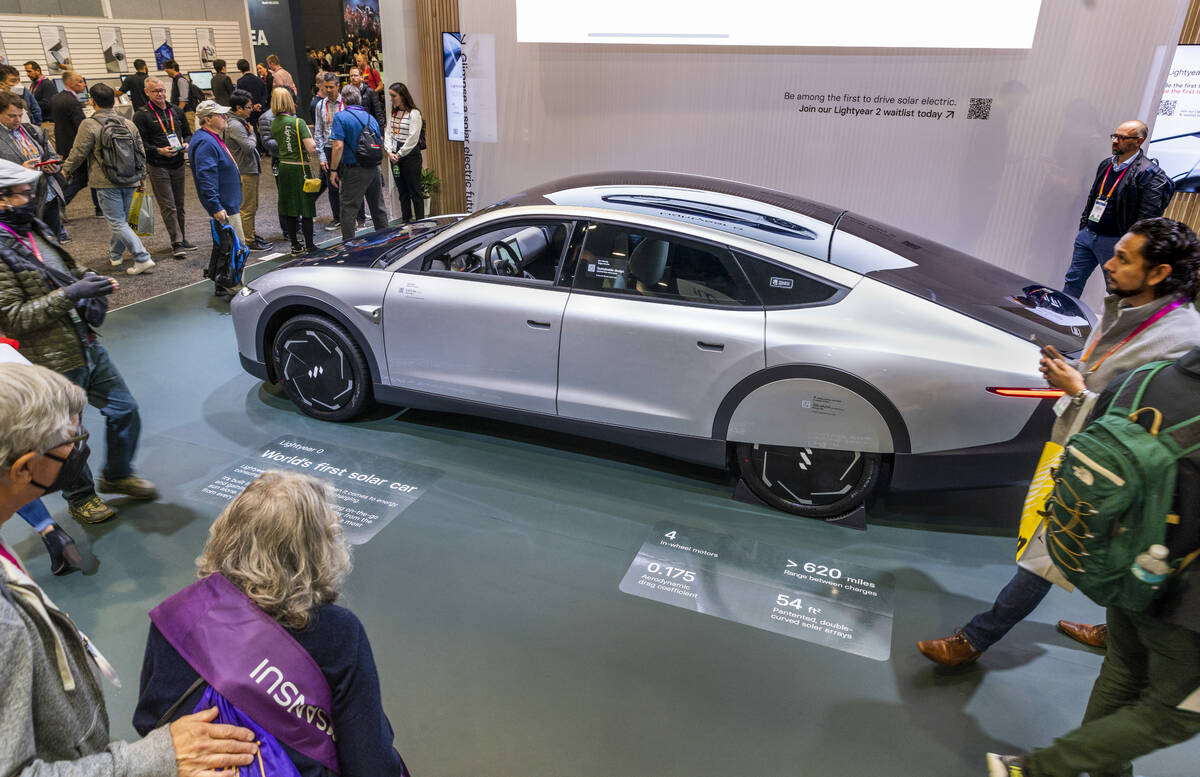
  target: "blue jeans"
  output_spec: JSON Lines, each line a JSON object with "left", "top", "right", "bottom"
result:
{"left": 61, "top": 342, "right": 141, "bottom": 507}
{"left": 95, "top": 187, "right": 151, "bottom": 265}
{"left": 16, "top": 499, "right": 53, "bottom": 533}
{"left": 962, "top": 565, "right": 1054, "bottom": 652}
{"left": 1063, "top": 228, "right": 1120, "bottom": 299}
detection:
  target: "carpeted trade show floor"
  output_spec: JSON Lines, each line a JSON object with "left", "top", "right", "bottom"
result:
{"left": 59, "top": 173, "right": 363, "bottom": 309}
{"left": 3, "top": 267, "right": 1198, "bottom": 777}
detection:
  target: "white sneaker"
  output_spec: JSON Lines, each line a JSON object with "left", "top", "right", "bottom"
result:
{"left": 126, "top": 259, "right": 155, "bottom": 275}
{"left": 109, "top": 256, "right": 124, "bottom": 267}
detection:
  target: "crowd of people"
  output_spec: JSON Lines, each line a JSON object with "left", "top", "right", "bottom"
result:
{"left": 0, "top": 49, "right": 423, "bottom": 293}
{"left": 1, "top": 46, "right": 1198, "bottom": 776}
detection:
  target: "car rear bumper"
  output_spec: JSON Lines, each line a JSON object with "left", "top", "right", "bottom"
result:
{"left": 887, "top": 398, "right": 1054, "bottom": 491}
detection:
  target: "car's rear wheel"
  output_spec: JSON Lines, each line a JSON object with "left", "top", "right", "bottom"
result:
{"left": 735, "top": 443, "right": 882, "bottom": 519}
{"left": 271, "top": 314, "right": 372, "bottom": 421}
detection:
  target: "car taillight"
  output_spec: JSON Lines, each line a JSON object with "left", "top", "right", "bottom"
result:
{"left": 986, "top": 387, "right": 1066, "bottom": 398}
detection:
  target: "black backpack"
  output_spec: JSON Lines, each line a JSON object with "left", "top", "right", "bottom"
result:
{"left": 186, "top": 79, "right": 204, "bottom": 112}
{"left": 352, "top": 111, "right": 383, "bottom": 165}
{"left": 90, "top": 115, "right": 141, "bottom": 186}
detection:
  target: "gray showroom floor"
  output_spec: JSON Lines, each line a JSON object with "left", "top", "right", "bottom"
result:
{"left": 3, "top": 266, "right": 1198, "bottom": 777}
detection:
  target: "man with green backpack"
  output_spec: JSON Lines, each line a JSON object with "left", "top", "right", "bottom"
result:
{"left": 919, "top": 217, "right": 1200, "bottom": 673}
{"left": 986, "top": 345, "right": 1200, "bottom": 777}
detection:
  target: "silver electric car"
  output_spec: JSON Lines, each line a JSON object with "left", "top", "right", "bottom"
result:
{"left": 232, "top": 171, "right": 1092, "bottom": 518}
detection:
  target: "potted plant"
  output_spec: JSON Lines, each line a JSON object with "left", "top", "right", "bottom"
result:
{"left": 420, "top": 168, "right": 440, "bottom": 216}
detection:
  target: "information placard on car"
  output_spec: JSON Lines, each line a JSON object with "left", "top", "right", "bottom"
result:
{"left": 619, "top": 522, "right": 894, "bottom": 660}
{"left": 190, "top": 435, "right": 442, "bottom": 544}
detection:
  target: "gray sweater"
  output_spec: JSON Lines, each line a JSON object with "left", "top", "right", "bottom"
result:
{"left": 1053, "top": 293, "right": 1200, "bottom": 444}
{"left": 0, "top": 551, "right": 176, "bottom": 776}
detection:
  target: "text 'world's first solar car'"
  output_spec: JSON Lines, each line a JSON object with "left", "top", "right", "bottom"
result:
{"left": 231, "top": 172, "right": 1093, "bottom": 519}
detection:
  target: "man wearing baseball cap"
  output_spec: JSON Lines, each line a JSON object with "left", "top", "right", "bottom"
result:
{"left": 189, "top": 100, "right": 244, "bottom": 244}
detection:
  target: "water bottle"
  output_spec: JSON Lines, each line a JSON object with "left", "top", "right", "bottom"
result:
{"left": 1130, "top": 544, "right": 1170, "bottom": 584}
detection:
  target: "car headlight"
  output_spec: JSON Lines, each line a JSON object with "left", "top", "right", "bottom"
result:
{"left": 238, "top": 285, "right": 256, "bottom": 297}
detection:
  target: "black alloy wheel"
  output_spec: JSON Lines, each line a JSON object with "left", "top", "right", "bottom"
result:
{"left": 271, "top": 314, "right": 372, "bottom": 421}
{"left": 735, "top": 442, "right": 882, "bottom": 519}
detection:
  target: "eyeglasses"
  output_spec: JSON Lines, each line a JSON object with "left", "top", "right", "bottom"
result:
{"left": 1110, "top": 133, "right": 1141, "bottom": 141}
{"left": 43, "top": 426, "right": 88, "bottom": 456}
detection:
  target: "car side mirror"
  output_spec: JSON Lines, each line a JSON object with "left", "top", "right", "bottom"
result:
{"left": 421, "top": 254, "right": 451, "bottom": 272}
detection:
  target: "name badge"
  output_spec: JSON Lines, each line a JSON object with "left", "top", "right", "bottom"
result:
{"left": 166, "top": 133, "right": 182, "bottom": 150}
{"left": 1052, "top": 393, "right": 1072, "bottom": 417}
{"left": 1088, "top": 198, "right": 1107, "bottom": 223}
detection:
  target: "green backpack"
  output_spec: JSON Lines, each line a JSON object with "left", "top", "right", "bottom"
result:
{"left": 1045, "top": 361, "right": 1200, "bottom": 611}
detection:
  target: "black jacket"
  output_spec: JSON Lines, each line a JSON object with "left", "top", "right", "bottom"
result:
{"left": 1079, "top": 151, "right": 1172, "bottom": 236}
{"left": 236, "top": 72, "right": 268, "bottom": 109}
{"left": 358, "top": 84, "right": 384, "bottom": 127}
{"left": 133, "top": 103, "right": 193, "bottom": 170}
{"left": 1092, "top": 347, "right": 1200, "bottom": 633}
{"left": 30, "top": 77, "right": 58, "bottom": 120}
{"left": 211, "top": 72, "right": 235, "bottom": 107}
{"left": 49, "top": 90, "right": 84, "bottom": 158}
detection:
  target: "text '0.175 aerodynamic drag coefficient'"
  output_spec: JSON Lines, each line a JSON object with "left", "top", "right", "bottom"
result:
{"left": 231, "top": 171, "right": 1093, "bottom": 519}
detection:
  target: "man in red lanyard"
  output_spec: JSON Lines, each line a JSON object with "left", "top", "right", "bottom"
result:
{"left": 918, "top": 216, "right": 1200, "bottom": 668}
{"left": 133, "top": 77, "right": 195, "bottom": 259}
{"left": 1063, "top": 121, "right": 1173, "bottom": 299}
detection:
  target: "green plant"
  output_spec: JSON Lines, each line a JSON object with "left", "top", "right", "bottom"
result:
{"left": 420, "top": 168, "right": 441, "bottom": 197}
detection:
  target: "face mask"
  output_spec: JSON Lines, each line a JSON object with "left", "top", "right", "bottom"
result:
{"left": 0, "top": 202, "right": 37, "bottom": 229}
{"left": 30, "top": 439, "right": 90, "bottom": 495}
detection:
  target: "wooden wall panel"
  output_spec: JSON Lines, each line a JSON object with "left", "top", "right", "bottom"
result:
{"left": 415, "top": 0, "right": 465, "bottom": 215}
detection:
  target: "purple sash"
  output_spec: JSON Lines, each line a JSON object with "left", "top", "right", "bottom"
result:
{"left": 150, "top": 574, "right": 340, "bottom": 772}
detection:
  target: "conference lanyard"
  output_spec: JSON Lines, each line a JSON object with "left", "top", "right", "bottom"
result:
{"left": 1097, "top": 161, "right": 1132, "bottom": 201}
{"left": 0, "top": 221, "right": 42, "bottom": 262}
{"left": 13, "top": 127, "right": 39, "bottom": 162}
{"left": 1079, "top": 296, "right": 1187, "bottom": 374}
{"left": 203, "top": 128, "right": 237, "bottom": 165}
{"left": 150, "top": 104, "right": 175, "bottom": 135}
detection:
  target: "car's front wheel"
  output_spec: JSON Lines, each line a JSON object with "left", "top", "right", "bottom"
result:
{"left": 735, "top": 443, "right": 882, "bottom": 519}
{"left": 271, "top": 314, "right": 372, "bottom": 421}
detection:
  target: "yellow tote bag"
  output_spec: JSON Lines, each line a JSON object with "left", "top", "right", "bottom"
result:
{"left": 1016, "top": 441, "right": 1064, "bottom": 561}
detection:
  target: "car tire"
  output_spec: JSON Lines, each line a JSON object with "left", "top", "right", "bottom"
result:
{"left": 271, "top": 314, "right": 372, "bottom": 421}
{"left": 735, "top": 443, "right": 882, "bottom": 519}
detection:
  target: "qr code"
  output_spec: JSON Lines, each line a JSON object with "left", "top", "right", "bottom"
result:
{"left": 1159, "top": 99, "right": 1177, "bottom": 117}
{"left": 968, "top": 97, "right": 992, "bottom": 120}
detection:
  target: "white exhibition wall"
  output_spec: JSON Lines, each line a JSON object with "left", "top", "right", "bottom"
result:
{"left": 451, "top": 1, "right": 1188, "bottom": 305}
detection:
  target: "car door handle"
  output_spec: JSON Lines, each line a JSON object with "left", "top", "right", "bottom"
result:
{"left": 697, "top": 341, "right": 725, "bottom": 352}
{"left": 527, "top": 320, "right": 552, "bottom": 330}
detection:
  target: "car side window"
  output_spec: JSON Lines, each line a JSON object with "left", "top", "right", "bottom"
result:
{"left": 573, "top": 222, "right": 756, "bottom": 306}
{"left": 735, "top": 253, "right": 841, "bottom": 307}
{"left": 421, "top": 220, "right": 572, "bottom": 282}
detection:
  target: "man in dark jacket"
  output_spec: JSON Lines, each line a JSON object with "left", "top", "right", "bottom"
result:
{"left": 210, "top": 59, "right": 234, "bottom": 107}
{"left": 348, "top": 67, "right": 383, "bottom": 127}
{"left": 987, "top": 345, "right": 1200, "bottom": 777}
{"left": 49, "top": 71, "right": 100, "bottom": 217}
{"left": 134, "top": 77, "right": 194, "bottom": 258}
{"left": 117, "top": 58, "right": 150, "bottom": 111}
{"left": 22, "top": 61, "right": 57, "bottom": 147}
{"left": 0, "top": 159, "right": 156, "bottom": 524}
{"left": 1064, "top": 120, "right": 1173, "bottom": 298}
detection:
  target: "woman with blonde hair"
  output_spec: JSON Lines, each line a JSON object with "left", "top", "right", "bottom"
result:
{"left": 269, "top": 87, "right": 321, "bottom": 254}
{"left": 134, "top": 470, "right": 412, "bottom": 777}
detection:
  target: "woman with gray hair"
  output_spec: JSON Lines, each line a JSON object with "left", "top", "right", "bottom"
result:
{"left": 0, "top": 361, "right": 259, "bottom": 776}
{"left": 134, "top": 470, "right": 412, "bottom": 777}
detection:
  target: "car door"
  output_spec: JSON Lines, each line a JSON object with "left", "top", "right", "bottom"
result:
{"left": 556, "top": 221, "right": 765, "bottom": 437}
{"left": 382, "top": 219, "right": 574, "bottom": 414}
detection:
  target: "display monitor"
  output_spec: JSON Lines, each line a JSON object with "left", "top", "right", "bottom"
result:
{"left": 188, "top": 70, "right": 213, "bottom": 90}
{"left": 442, "top": 32, "right": 464, "bottom": 142}
{"left": 515, "top": 0, "right": 1042, "bottom": 49}
{"left": 53, "top": 77, "right": 65, "bottom": 92}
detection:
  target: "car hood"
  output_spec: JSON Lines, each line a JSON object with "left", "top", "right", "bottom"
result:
{"left": 278, "top": 216, "right": 463, "bottom": 270}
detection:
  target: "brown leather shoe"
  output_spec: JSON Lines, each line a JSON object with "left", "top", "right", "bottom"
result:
{"left": 1057, "top": 620, "right": 1108, "bottom": 648}
{"left": 917, "top": 632, "right": 982, "bottom": 666}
